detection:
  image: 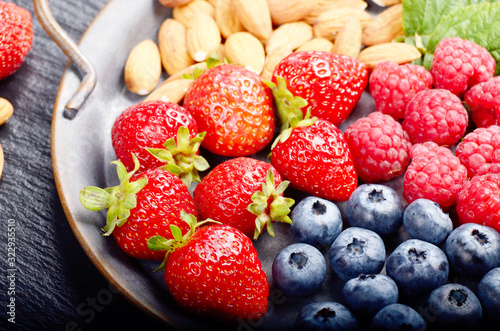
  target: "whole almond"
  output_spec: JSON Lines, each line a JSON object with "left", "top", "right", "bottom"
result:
{"left": 261, "top": 45, "right": 292, "bottom": 81}
{"left": 296, "top": 37, "right": 334, "bottom": 52}
{"left": 158, "top": 19, "right": 195, "bottom": 76}
{"left": 215, "top": 0, "right": 244, "bottom": 39}
{"left": 186, "top": 12, "right": 221, "bottom": 62}
{"left": 173, "top": 0, "right": 215, "bottom": 27}
{"left": 0, "top": 143, "right": 3, "bottom": 180}
{"left": 332, "top": 16, "right": 362, "bottom": 58}
{"left": 164, "top": 62, "right": 208, "bottom": 84}
{"left": 145, "top": 78, "right": 194, "bottom": 104}
{"left": 159, "top": 0, "right": 194, "bottom": 7}
{"left": 362, "top": 4, "right": 404, "bottom": 46}
{"left": 371, "top": 0, "right": 401, "bottom": 7}
{"left": 267, "top": 0, "right": 316, "bottom": 25}
{"left": 358, "top": 42, "right": 421, "bottom": 68}
{"left": 313, "top": 8, "right": 372, "bottom": 41}
{"left": 124, "top": 39, "right": 162, "bottom": 95}
{"left": 0, "top": 98, "right": 14, "bottom": 125}
{"left": 266, "top": 22, "right": 313, "bottom": 54}
{"left": 231, "top": 0, "right": 273, "bottom": 41}
{"left": 206, "top": 0, "right": 218, "bottom": 6}
{"left": 305, "top": 0, "right": 368, "bottom": 24}
{"left": 225, "top": 32, "right": 266, "bottom": 74}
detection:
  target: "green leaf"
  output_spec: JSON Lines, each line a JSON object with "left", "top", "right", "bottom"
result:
{"left": 147, "top": 235, "right": 173, "bottom": 251}
{"left": 79, "top": 186, "right": 111, "bottom": 211}
{"left": 170, "top": 225, "right": 184, "bottom": 242}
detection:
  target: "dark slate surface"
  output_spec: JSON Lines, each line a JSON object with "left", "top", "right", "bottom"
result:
{"left": 0, "top": 1, "right": 168, "bottom": 330}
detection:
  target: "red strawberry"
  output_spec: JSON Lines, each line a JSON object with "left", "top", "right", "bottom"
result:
{"left": 183, "top": 63, "right": 275, "bottom": 156}
{"left": 193, "top": 157, "right": 294, "bottom": 239}
{"left": 270, "top": 50, "right": 368, "bottom": 128}
{"left": 148, "top": 213, "right": 269, "bottom": 322}
{"left": 0, "top": 1, "right": 33, "bottom": 80}
{"left": 79, "top": 155, "right": 197, "bottom": 260}
{"left": 111, "top": 100, "right": 208, "bottom": 186}
{"left": 270, "top": 111, "right": 358, "bottom": 201}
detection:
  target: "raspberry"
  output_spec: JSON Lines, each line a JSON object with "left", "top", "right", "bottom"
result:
{"left": 456, "top": 173, "right": 500, "bottom": 232}
{"left": 402, "top": 89, "right": 468, "bottom": 146}
{"left": 0, "top": 1, "right": 33, "bottom": 80}
{"left": 403, "top": 142, "right": 467, "bottom": 209}
{"left": 344, "top": 112, "right": 412, "bottom": 183}
{"left": 464, "top": 76, "right": 500, "bottom": 128}
{"left": 455, "top": 125, "right": 500, "bottom": 178}
{"left": 369, "top": 61, "right": 433, "bottom": 120}
{"left": 430, "top": 37, "right": 495, "bottom": 96}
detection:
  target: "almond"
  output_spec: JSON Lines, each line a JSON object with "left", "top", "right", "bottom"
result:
{"left": 158, "top": 19, "right": 195, "bottom": 76}
{"left": 305, "top": 0, "right": 368, "bottom": 24}
{"left": 124, "top": 39, "right": 162, "bottom": 95}
{"left": 267, "top": 0, "right": 316, "bottom": 25}
{"left": 0, "top": 142, "right": 3, "bottom": 180}
{"left": 145, "top": 78, "right": 194, "bottom": 104}
{"left": 313, "top": 8, "right": 372, "bottom": 41}
{"left": 215, "top": 0, "right": 244, "bottom": 39}
{"left": 261, "top": 45, "right": 292, "bottom": 81}
{"left": 231, "top": 0, "right": 273, "bottom": 42}
{"left": 164, "top": 62, "right": 208, "bottom": 84}
{"left": 186, "top": 12, "right": 221, "bottom": 62}
{"left": 266, "top": 21, "right": 313, "bottom": 54}
{"left": 0, "top": 97, "right": 14, "bottom": 125}
{"left": 158, "top": 0, "right": 194, "bottom": 7}
{"left": 332, "top": 16, "right": 362, "bottom": 58}
{"left": 371, "top": 0, "right": 401, "bottom": 7}
{"left": 206, "top": 0, "right": 219, "bottom": 6}
{"left": 173, "top": 0, "right": 215, "bottom": 27}
{"left": 296, "top": 37, "right": 334, "bottom": 52}
{"left": 225, "top": 32, "right": 266, "bottom": 74}
{"left": 362, "top": 4, "right": 404, "bottom": 46}
{"left": 357, "top": 42, "right": 421, "bottom": 69}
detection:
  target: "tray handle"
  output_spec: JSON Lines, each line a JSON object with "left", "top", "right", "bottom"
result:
{"left": 33, "top": 0, "right": 97, "bottom": 119}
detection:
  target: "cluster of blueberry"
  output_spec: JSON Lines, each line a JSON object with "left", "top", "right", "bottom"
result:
{"left": 271, "top": 184, "right": 500, "bottom": 330}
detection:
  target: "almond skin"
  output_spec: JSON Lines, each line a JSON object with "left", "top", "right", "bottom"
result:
{"left": 158, "top": 0, "right": 194, "bottom": 7}
{"left": 158, "top": 19, "right": 195, "bottom": 75}
{"left": 124, "top": 39, "right": 162, "bottom": 95}
{"left": 231, "top": 0, "right": 273, "bottom": 41}
{"left": 296, "top": 37, "right": 334, "bottom": 52}
{"left": 358, "top": 42, "right": 421, "bottom": 68}
{"left": 362, "top": 4, "right": 404, "bottom": 46}
{"left": 215, "top": 0, "right": 245, "bottom": 39}
{"left": 265, "top": 21, "right": 313, "bottom": 54}
{"left": 267, "top": 0, "right": 316, "bottom": 25}
{"left": 0, "top": 97, "right": 14, "bottom": 125}
{"left": 145, "top": 78, "right": 194, "bottom": 104}
{"left": 313, "top": 8, "right": 372, "bottom": 41}
{"left": 186, "top": 12, "right": 221, "bottom": 62}
{"left": 225, "top": 32, "right": 266, "bottom": 74}
{"left": 173, "top": 0, "right": 215, "bottom": 27}
{"left": 332, "top": 16, "right": 362, "bottom": 58}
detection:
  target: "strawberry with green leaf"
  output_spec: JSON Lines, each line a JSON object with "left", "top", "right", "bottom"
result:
{"left": 148, "top": 212, "right": 269, "bottom": 322}
{"left": 193, "top": 157, "right": 294, "bottom": 239}
{"left": 79, "top": 155, "right": 197, "bottom": 260}
{"left": 183, "top": 59, "right": 275, "bottom": 156}
{"left": 270, "top": 109, "right": 358, "bottom": 201}
{"left": 111, "top": 100, "right": 209, "bottom": 187}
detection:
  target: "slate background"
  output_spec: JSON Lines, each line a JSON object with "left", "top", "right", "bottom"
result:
{"left": 0, "top": 1, "right": 170, "bottom": 329}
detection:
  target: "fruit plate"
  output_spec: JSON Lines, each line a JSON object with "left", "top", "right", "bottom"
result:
{"left": 51, "top": 1, "right": 403, "bottom": 330}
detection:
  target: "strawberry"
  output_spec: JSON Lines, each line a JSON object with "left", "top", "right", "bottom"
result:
{"left": 269, "top": 50, "right": 368, "bottom": 128}
{"left": 270, "top": 110, "right": 358, "bottom": 201}
{"left": 193, "top": 157, "right": 294, "bottom": 239}
{"left": 0, "top": 1, "right": 33, "bottom": 80}
{"left": 148, "top": 212, "right": 269, "bottom": 322}
{"left": 183, "top": 62, "right": 275, "bottom": 156}
{"left": 79, "top": 155, "right": 197, "bottom": 260}
{"left": 111, "top": 100, "right": 209, "bottom": 186}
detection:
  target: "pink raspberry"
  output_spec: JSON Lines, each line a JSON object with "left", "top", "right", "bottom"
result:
{"left": 430, "top": 37, "right": 495, "bottom": 96}
{"left": 464, "top": 76, "right": 500, "bottom": 128}
{"left": 402, "top": 89, "right": 468, "bottom": 146}
{"left": 403, "top": 142, "right": 467, "bottom": 209}
{"left": 456, "top": 173, "right": 500, "bottom": 232}
{"left": 369, "top": 61, "right": 433, "bottom": 120}
{"left": 455, "top": 125, "right": 500, "bottom": 178}
{"left": 344, "top": 112, "right": 412, "bottom": 183}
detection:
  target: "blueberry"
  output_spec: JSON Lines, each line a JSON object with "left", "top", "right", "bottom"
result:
{"left": 403, "top": 198, "right": 453, "bottom": 245}
{"left": 341, "top": 274, "right": 398, "bottom": 321}
{"left": 444, "top": 223, "right": 500, "bottom": 280}
{"left": 386, "top": 239, "right": 449, "bottom": 297}
{"left": 291, "top": 196, "right": 343, "bottom": 248}
{"left": 346, "top": 184, "right": 404, "bottom": 237}
{"left": 295, "top": 302, "right": 360, "bottom": 331}
{"left": 272, "top": 243, "right": 327, "bottom": 297}
{"left": 477, "top": 267, "right": 500, "bottom": 323}
{"left": 370, "top": 303, "right": 426, "bottom": 331}
{"left": 421, "top": 283, "right": 482, "bottom": 330}
{"left": 329, "top": 227, "right": 386, "bottom": 281}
